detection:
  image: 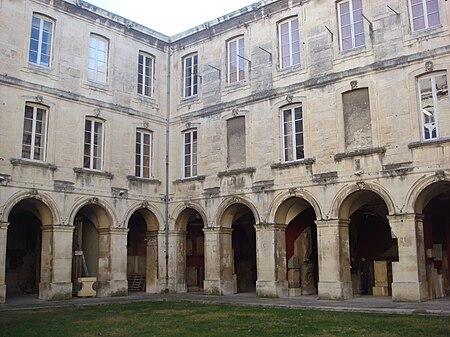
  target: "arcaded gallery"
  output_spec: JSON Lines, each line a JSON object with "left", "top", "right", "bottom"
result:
{"left": 0, "top": 0, "right": 449, "bottom": 304}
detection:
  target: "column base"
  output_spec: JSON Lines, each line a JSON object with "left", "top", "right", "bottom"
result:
{"left": 256, "top": 280, "right": 288, "bottom": 298}
{"left": 392, "top": 281, "right": 428, "bottom": 302}
{"left": 38, "top": 282, "right": 72, "bottom": 301}
{"left": 97, "top": 280, "right": 128, "bottom": 298}
{"left": 204, "top": 279, "right": 235, "bottom": 295}
{"left": 318, "top": 281, "right": 352, "bottom": 300}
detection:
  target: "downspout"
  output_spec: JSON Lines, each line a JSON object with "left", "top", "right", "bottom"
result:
{"left": 164, "top": 45, "right": 172, "bottom": 292}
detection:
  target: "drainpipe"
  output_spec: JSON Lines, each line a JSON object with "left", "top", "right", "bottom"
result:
{"left": 164, "top": 45, "right": 172, "bottom": 292}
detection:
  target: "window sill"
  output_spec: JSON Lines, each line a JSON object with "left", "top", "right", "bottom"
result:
{"left": 73, "top": 167, "right": 113, "bottom": 179}
{"left": 217, "top": 167, "right": 256, "bottom": 177}
{"left": 334, "top": 147, "right": 385, "bottom": 161}
{"left": 173, "top": 175, "right": 206, "bottom": 184}
{"left": 127, "top": 175, "right": 161, "bottom": 184}
{"left": 10, "top": 158, "right": 57, "bottom": 171}
{"left": 271, "top": 158, "right": 315, "bottom": 170}
{"left": 408, "top": 137, "right": 450, "bottom": 149}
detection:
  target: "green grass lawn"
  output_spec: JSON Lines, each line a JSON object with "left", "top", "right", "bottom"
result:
{"left": 0, "top": 301, "right": 449, "bottom": 337}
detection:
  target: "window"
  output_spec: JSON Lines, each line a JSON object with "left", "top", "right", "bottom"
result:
{"left": 83, "top": 118, "right": 103, "bottom": 170}
{"left": 227, "top": 37, "right": 245, "bottom": 83}
{"left": 337, "top": 0, "right": 365, "bottom": 51}
{"left": 29, "top": 14, "right": 53, "bottom": 67}
{"left": 279, "top": 17, "right": 300, "bottom": 69}
{"left": 409, "top": 0, "right": 440, "bottom": 32}
{"left": 88, "top": 34, "right": 108, "bottom": 84}
{"left": 418, "top": 73, "right": 448, "bottom": 141}
{"left": 183, "top": 130, "right": 197, "bottom": 178}
{"left": 22, "top": 104, "right": 47, "bottom": 161}
{"left": 135, "top": 129, "right": 152, "bottom": 178}
{"left": 183, "top": 53, "right": 198, "bottom": 98}
{"left": 282, "top": 105, "right": 304, "bottom": 162}
{"left": 138, "top": 52, "right": 154, "bottom": 97}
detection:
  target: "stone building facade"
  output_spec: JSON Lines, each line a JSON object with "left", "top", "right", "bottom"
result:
{"left": 0, "top": 0, "right": 449, "bottom": 303}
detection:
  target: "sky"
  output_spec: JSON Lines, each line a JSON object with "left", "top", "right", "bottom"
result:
{"left": 85, "top": 0, "right": 258, "bottom": 36}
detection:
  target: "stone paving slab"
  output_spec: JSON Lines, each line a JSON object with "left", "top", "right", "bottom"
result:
{"left": 1, "top": 292, "right": 449, "bottom": 316}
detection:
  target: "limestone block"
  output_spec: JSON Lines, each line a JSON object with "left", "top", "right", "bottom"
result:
{"left": 288, "top": 269, "right": 300, "bottom": 288}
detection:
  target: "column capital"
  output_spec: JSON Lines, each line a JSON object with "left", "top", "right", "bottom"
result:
{"left": 255, "top": 223, "right": 286, "bottom": 231}
{"left": 315, "top": 218, "right": 350, "bottom": 228}
{"left": 98, "top": 227, "right": 129, "bottom": 235}
{"left": 0, "top": 222, "right": 9, "bottom": 230}
{"left": 41, "top": 224, "right": 75, "bottom": 232}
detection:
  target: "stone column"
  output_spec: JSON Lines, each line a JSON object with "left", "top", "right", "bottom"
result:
{"left": 316, "top": 219, "right": 352, "bottom": 300}
{"left": 97, "top": 228, "right": 128, "bottom": 297}
{"left": 167, "top": 230, "right": 186, "bottom": 293}
{"left": 39, "top": 224, "right": 74, "bottom": 300}
{"left": 255, "top": 223, "right": 288, "bottom": 298}
{"left": 0, "top": 222, "right": 9, "bottom": 304}
{"left": 203, "top": 227, "right": 235, "bottom": 295}
{"left": 389, "top": 214, "right": 428, "bottom": 302}
{"left": 146, "top": 230, "right": 159, "bottom": 293}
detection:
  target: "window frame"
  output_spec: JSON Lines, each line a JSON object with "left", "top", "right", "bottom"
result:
{"left": 135, "top": 129, "right": 153, "bottom": 178}
{"left": 137, "top": 51, "right": 155, "bottom": 97}
{"left": 28, "top": 13, "right": 54, "bottom": 68}
{"left": 182, "top": 129, "right": 198, "bottom": 178}
{"left": 227, "top": 36, "right": 245, "bottom": 84}
{"left": 88, "top": 34, "right": 109, "bottom": 84}
{"left": 83, "top": 117, "right": 104, "bottom": 171}
{"left": 22, "top": 103, "right": 48, "bottom": 161}
{"left": 278, "top": 17, "right": 301, "bottom": 69}
{"left": 337, "top": 0, "right": 365, "bottom": 52}
{"left": 281, "top": 104, "right": 305, "bottom": 163}
{"left": 408, "top": 0, "right": 441, "bottom": 32}
{"left": 183, "top": 53, "right": 199, "bottom": 99}
{"left": 417, "top": 72, "right": 448, "bottom": 141}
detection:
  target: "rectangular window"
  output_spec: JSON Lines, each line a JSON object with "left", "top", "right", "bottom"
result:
{"left": 183, "top": 130, "right": 197, "bottom": 178}
{"left": 22, "top": 104, "right": 47, "bottom": 161}
{"left": 282, "top": 105, "right": 304, "bottom": 162}
{"left": 138, "top": 52, "right": 154, "bottom": 97}
{"left": 227, "top": 37, "right": 245, "bottom": 83}
{"left": 279, "top": 17, "right": 300, "bottom": 69}
{"left": 29, "top": 14, "right": 53, "bottom": 67}
{"left": 409, "top": 0, "right": 440, "bottom": 32}
{"left": 183, "top": 54, "right": 198, "bottom": 98}
{"left": 135, "top": 129, "right": 152, "bottom": 178}
{"left": 337, "top": 0, "right": 365, "bottom": 51}
{"left": 83, "top": 118, "right": 103, "bottom": 170}
{"left": 418, "top": 73, "right": 448, "bottom": 141}
{"left": 88, "top": 34, "right": 108, "bottom": 84}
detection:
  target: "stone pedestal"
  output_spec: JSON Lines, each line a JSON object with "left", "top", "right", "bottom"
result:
{"left": 255, "top": 224, "right": 288, "bottom": 298}
{"left": 372, "top": 261, "right": 389, "bottom": 297}
{"left": 77, "top": 277, "right": 97, "bottom": 297}
{"left": 389, "top": 214, "right": 428, "bottom": 302}
{"left": 39, "top": 225, "right": 74, "bottom": 300}
{"left": 316, "top": 219, "right": 352, "bottom": 300}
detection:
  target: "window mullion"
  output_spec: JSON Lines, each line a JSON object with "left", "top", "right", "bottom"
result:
{"left": 37, "top": 19, "right": 44, "bottom": 65}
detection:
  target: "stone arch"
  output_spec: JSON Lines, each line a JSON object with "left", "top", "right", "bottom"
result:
{"left": 330, "top": 182, "right": 396, "bottom": 219}
{"left": 405, "top": 174, "right": 450, "bottom": 213}
{"left": 216, "top": 196, "right": 260, "bottom": 228}
{"left": 68, "top": 197, "right": 117, "bottom": 229}
{"left": 124, "top": 202, "right": 163, "bottom": 232}
{"left": 173, "top": 202, "right": 208, "bottom": 231}
{"left": 270, "top": 190, "right": 323, "bottom": 224}
{"left": 1, "top": 190, "right": 60, "bottom": 225}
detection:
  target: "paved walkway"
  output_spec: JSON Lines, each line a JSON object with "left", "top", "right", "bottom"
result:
{"left": 1, "top": 291, "right": 449, "bottom": 315}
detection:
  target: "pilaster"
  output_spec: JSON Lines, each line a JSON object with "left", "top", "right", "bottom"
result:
{"left": 255, "top": 223, "right": 288, "bottom": 297}
{"left": 388, "top": 214, "right": 428, "bottom": 302}
{"left": 316, "top": 219, "right": 352, "bottom": 300}
{"left": 0, "top": 222, "right": 9, "bottom": 304}
{"left": 203, "top": 227, "right": 235, "bottom": 295}
{"left": 146, "top": 231, "right": 159, "bottom": 293}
